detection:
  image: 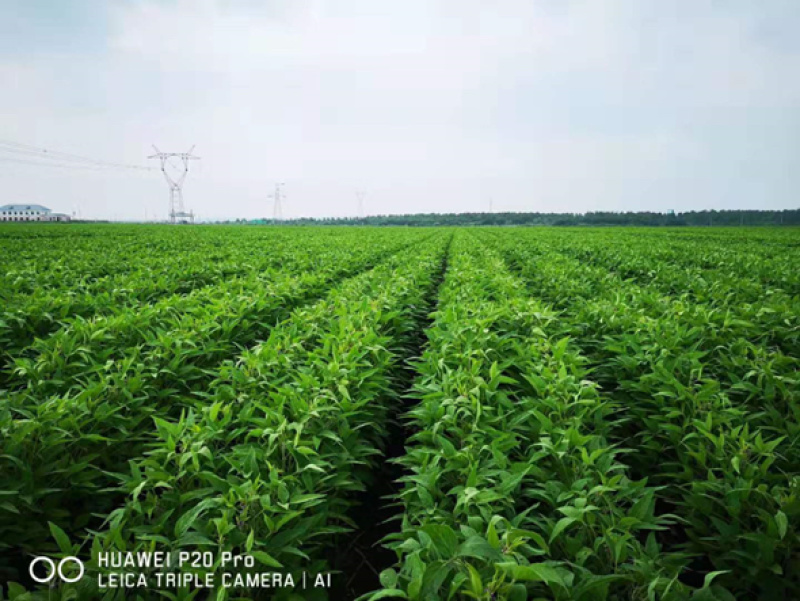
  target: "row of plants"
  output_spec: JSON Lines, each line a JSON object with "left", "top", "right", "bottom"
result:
{"left": 533, "top": 227, "right": 798, "bottom": 294}
{"left": 0, "top": 229, "right": 407, "bottom": 387}
{"left": 535, "top": 230, "right": 799, "bottom": 310}
{"left": 481, "top": 229, "right": 798, "bottom": 378}
{"left": 0, "top": 225, "right": 246, "bottom": 297}
{"left": 0, "top": 226, "right": 382, "bottom": 301}
{"left": 0, "top": 230, "right": 430, "bottom": 564}
{"left": 1, "top": 260, "right": 244, "bottom": 383}
{"left": 10, "top": 233, "right": 450, "bottom": 600}
{"left": 371, "top": 233, "right": 724, "bottom": 600}
{"left": 480, "top": 230, "right": 800, "bottom": 598}
{"left": 2, "top": 229, "right": 426, "bottom": 391}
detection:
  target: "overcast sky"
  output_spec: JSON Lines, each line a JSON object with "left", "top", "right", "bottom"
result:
{"left": 1, "top": 0, "right": 798, "bottom": 221}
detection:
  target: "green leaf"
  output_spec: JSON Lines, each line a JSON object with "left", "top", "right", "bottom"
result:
{"left": 456, "top": 536, "right": 504, "bottom": 562}
{"left": 174, "top": 499, "right": 215, "bottom": 538}
{"left": 506, "top": 583, "right": 527, "bottom": 601}
{"left": 420, "top": 524, "right": 458, "bottom": 558}
{"left": 466, "top": 563, "right": 483, "bottom": 596}
{"left": 251, "top": 551, "right": 283, "bottom": 568}
{"left": 500, "top": 562, "right": 568, "bottom": 587}
{"left": 775, "top": 511, "right": 788, "bottom": 540}
{"left": 363, "top": 590, "right": 408, "bottom": 601}
{"left": 49, "top": 521, "right": 72, "bottom": 554}
{"left": 421, "top": 561, "right": 452, "bottom": 598}
{"left": 418, "top": 486, "right": 434, "bottom": 509}
{"left": 487, "top": 517, "right": 500, "bottom": 549}
{"left": 176, "top": 532, "right": 215, "bottom": 546}
{"left": 549, "top": 517, "right": 576, "bottom": 543}
{"left": 379, "top": 568, "right": 398, "bottom": 589}
{"left": 702, "top": 571, "right": 730, "bottom": 589}
{"left": 7, "top": 582, "right": 30, "bottom": 601}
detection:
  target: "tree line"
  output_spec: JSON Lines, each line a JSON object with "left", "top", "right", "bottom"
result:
{"left": 237, "top": 209, "right": 799, "bottom": 227}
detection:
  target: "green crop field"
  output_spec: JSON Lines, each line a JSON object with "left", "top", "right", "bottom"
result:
{"left": 0, "top": 224, "right": 798, "bottom": 601}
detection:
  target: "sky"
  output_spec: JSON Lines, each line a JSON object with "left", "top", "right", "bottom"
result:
{"left": 1, "top": 0, "right": 799, "bottom": 221}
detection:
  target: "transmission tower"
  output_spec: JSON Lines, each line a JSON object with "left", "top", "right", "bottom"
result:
{"left": 356, "top": 189, "right": 366, "bottom": 218}
{"left": 270, "top": 183, "right": 285, "bottom": 221}
{"left": 148, "top": 145, "right": 200, "bottom": 224}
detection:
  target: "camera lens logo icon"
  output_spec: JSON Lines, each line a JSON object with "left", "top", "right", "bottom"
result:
{"left": 29, "top": 556, "right": 84, "bottom": 584}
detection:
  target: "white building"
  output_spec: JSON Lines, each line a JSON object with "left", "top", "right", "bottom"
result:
{"left": 0, "top": 204, "right": 71, "bottom": 222}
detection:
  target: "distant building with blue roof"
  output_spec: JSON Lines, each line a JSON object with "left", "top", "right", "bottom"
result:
{"left": 0, "top": 204, "right": 70, "bottom": 222}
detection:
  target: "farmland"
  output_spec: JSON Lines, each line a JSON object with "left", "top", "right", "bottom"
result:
{"left": 0, "top": 223, "right": 798, "bottom": 601}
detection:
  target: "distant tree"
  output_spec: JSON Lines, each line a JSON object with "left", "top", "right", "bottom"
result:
{"left": 241, "top": 209, "right": 799, "bottom": 227}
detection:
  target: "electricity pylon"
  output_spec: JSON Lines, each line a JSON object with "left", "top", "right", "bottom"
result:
{"left": 270, "top": 183, "right": 285, "bottom": 221}
{"left": 148, "top": 146, "right": 200, "bottom": 224}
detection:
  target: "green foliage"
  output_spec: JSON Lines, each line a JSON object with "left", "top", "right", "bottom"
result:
{"left": 475, "top": 227, "right": 800, "bottom": 598}
{"left": 0, "top": 227, "right": 431, "bottom": 558}
{"left": 0, "top": 224, "right": 797, "bottom": 600}
{"left": 377, "top": 235, "right": 698, "bottom": 600}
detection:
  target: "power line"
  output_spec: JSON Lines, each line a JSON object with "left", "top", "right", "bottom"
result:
{"left": 0, "top": 139, "right": 153, "bottom": 171}
{"left": 0, "top": 144, "right": 114, "bottom": 168}
{"left": 0, "top": 154, "right": 109, "bottom": 171}
{"left": 0, "top": 139, "right": 152, "bottom": 170}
